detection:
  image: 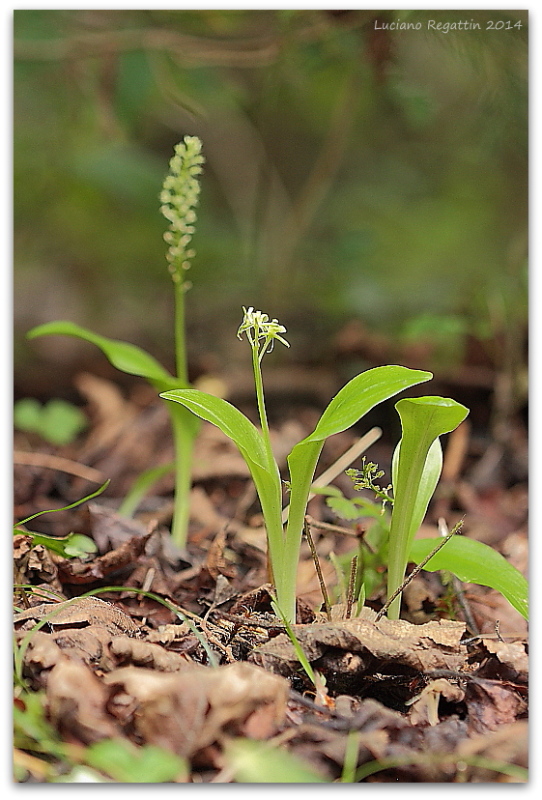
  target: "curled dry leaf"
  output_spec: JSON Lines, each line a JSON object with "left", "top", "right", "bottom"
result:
{"left": 103, "top": 662, "right": 289, "bottom": 758}
{"left": 46, "top": 658, "right": 119, "bottom": 743}
{"left": 251, "top": 607, "right": 466, "bottom": 690}
{"left": 110, "top": 635, "right": 193, "bottom": 672}
{"left": 408, "top": 678, "right": 465, "bottom": 727}
{"left": 14, "top": 596, "right": 140, "bottom": 636}
{"left": 484, "top": 639, "right": 528, "bottom": 683}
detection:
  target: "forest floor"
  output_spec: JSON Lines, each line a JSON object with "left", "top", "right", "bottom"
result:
{"left": 13, "top": 344, "right": 528, "bottom": 784}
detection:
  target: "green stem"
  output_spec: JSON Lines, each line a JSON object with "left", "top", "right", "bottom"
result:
{"left": 174, "top": 276, "right": 188, "bottom": 384}
{"left": 250, "top": 338, "right": 291, "bottom": 611}
{"left": 169, "top": 404, "right": 197, "bottom": 548}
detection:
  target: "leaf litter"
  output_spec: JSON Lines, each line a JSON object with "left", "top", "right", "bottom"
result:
{"left": 13, "top": 377, "right": 528, "bottom": 783}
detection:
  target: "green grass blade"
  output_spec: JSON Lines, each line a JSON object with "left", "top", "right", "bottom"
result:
{"left": 224, "top": 739, "right": 327, "bottom": 783}
{"left": 118, "top": 463, "right": 175, "bottom": 518}
{"left": 409, "top": 536, "right": 528, "bottom": 619}
{"left": 28, "top": 321, "right": 176, "bottom": 389}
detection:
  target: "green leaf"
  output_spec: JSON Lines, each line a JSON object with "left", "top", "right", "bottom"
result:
{"left": 117, "top": 462, "right": 175, "bottom": 518}
{"left": 160, "top": 389, "right": 269, "bottom": 471}
{"left": 223, "top": 738, "right": 326, "bottom": 783}
{"left": 409, "top": 536, "right": 529, "bottom": 620}
{"left": 160, "top": 388, "right": 285, "bottom": 569}
{"left": 386, "top": 397, "right": 469, "bottom": 618}
{"left": 392, "top": 437, "right": 443, "bottom": 542}
{"left": 85, "top": 739, "right": 188, "bottom": 783}
{"left": 18, "top": 531, "right": 97, "bottom": 559}
{"left": 14, "top": 397, "right": 87, "bottom": 446}
{"left": 27, "top": 321, "right": 177, "bottom": 390}
{"left": 281, "top": 366, "right": 433, "bottom": 619}
{"left": 303, "top": 366, "right": 433, "bottom": 444}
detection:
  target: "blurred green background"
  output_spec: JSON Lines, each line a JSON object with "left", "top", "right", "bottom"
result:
{"left": 14, "top": 8, "right": 527, "bottom": 397}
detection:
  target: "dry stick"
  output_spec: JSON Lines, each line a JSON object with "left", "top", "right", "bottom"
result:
{"left": 375, "top": 518, "right": 464, "bottom": 622}
{"left": 304, "top": 514, "right": 361, "bottom": 539}
{"left": 303, "top": 518, "right": 332, "bottom": 621}
{"left": 345, "top": 555, "right": 358, "bottom": 620}
{"left": 436, "top": 516, "right": 480, "bottom": 637}
{"left": 13, "top": 450, "right": 104, "bottom": 483}
{"left": 281, "top": 427, "right": 382, "bottom": 524}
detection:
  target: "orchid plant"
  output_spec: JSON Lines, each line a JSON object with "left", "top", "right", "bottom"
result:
{"left": 161, "top": 307, "right": 435, "bottom": 623}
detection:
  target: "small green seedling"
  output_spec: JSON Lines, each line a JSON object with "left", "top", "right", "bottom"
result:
{"left": 27, "top": 137, "right": 204, "bottom": 548}
{"left": 14, "top": 397, "right": 87, "bottom": 446}
{"left": 161, "top": 306, "right": 433, "bottom": 623}
{"left": 13, "top": 481, "right": 109, "bottom": 559}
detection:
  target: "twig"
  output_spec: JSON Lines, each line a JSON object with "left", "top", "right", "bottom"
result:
{"left": 375, "top": 518, "right": 464, "bottom": 622}
{"left": 345, "top": 556, "right": 358, "bottom": 620}
{"left": 14, "top": 450, "right": 104, "bottom": 483}
{"left": 303, "top": 518, "right": 332, "bottom": 621}
{"left": 304, "top": 514, "right": 362, "bottom": 538}
{"left": 282, "top": 427, "right": 382, "bottom": 523}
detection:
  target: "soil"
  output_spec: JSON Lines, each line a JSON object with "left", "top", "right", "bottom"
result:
{"left": 13, "top": 344, "right": 528, "bottom": 783}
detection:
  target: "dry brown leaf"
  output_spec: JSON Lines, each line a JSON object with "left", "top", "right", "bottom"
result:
{"left": 14, "top": 596, "right": 140, "bottom": 636}
{"left": 102, "top": 662, "right": 289, "bottom": 757}
{"left": 110, "top": 635, "right": 193, "bottom": 671}
{"left": 457, "top": 721, "right": 528, "bottom": 782}
{"left": 57, "top": 533, "right": 152, "bottom": 584}
{"left": 251, "top": 607, "right": 466, "bottom": 689}
{"left": 465, "top": 680, "right": 526, "bottom": 734}
{"left": 484, "top": 639, "right": 528, "bottom": 682}
{"left": 46, "top": 657, "right": 119, "bottom": 743}
{"left": 408, "top": 678, "right": 465, "bottom": 726}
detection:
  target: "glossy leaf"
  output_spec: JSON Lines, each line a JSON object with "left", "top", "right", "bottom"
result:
{"left": 387, "top": 397, "right": 469, "bottom": 618}
{"left": 409, "top": 536, "right": 528, "bottom": 620}
{"left": 160, "top": 389, "right": 269, "bottom": 471}
{"left": 28, "top": 321, "right": 177, "bottom": 390}
{"left": 160, "top": 388, "right": 285, "bottom": 573}
{"left": 280, "top": 366, "right": 432, "bottom": 619}
{"left": 392, "top": 437, "right": 443, "bottom": 543}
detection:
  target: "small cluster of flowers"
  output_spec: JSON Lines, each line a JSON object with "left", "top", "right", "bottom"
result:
{"left": 237, "top": 306, "right": 290, "bottom": 352}
{"left": 160, "top": 136, "right": 205, "bottom": 284}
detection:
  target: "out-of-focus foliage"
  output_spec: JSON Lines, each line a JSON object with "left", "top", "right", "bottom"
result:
{"left": 14, "top": 9, "right": 527, "bottom": 373}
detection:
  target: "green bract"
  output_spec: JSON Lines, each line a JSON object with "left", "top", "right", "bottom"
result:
{"left": 162, "top": 306, "right": 432, "bottom": 623}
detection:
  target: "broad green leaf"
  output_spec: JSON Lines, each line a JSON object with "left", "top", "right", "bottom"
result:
{"left": 387, "top": 397, "right": 469, "bottom": 618}
{"left": 160, "top": 389, "right": 285, "bottom": 572}
{"left": 282, "top": 366, "right": 433, "bottom": 618}
{"left": 303, "top": 366, "right": 433, "bottom": 444}
{"left": 14, "top": 397, "right": 87, "bottom": 446}
{"left": 409, "top": 536, "right": 529, "bottom": 620}
{"left": 224, "top": 738, "right": 326, "bottom": 783}
{"left": 160, "top": 389, "right": 269, "bottom": 471}
{"left": 392, "top": 437, "right": 443, "bottom": 542}
{"left": 28, "top": 321, "right": 177, "bottom": 390}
